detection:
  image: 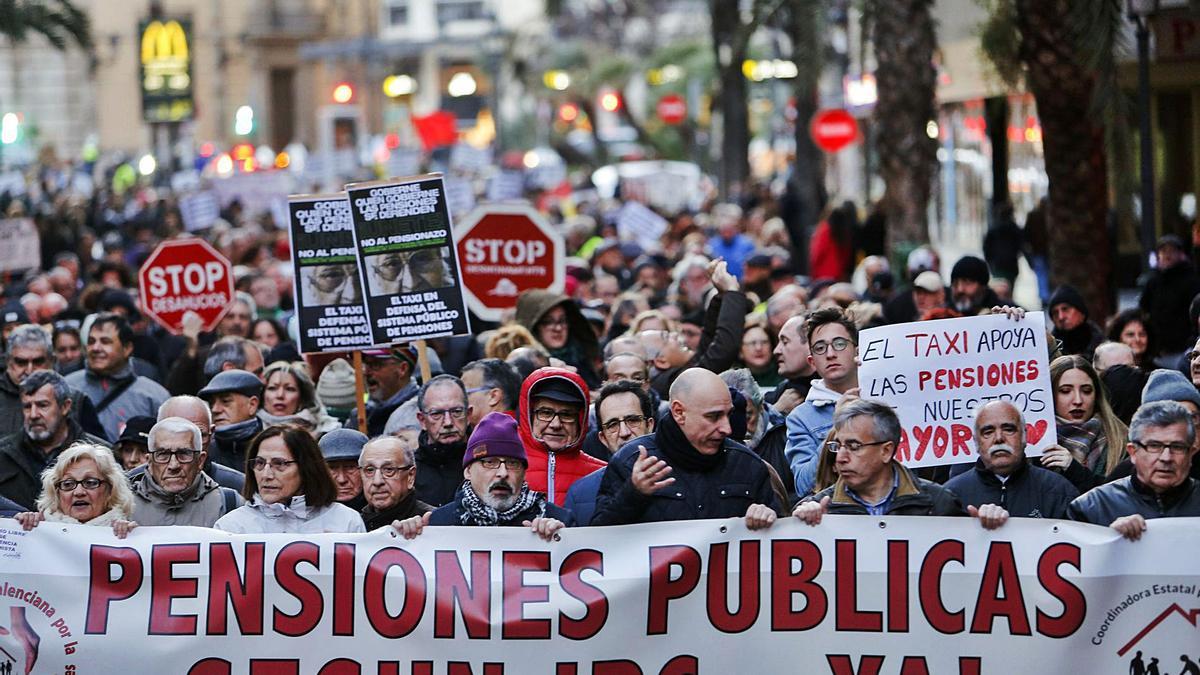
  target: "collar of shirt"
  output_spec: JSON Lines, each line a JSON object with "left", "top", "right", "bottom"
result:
{"left": 845, "top": 466, "right": 900, "bottom": 516}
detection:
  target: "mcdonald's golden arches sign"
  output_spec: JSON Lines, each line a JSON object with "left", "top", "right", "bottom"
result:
{"left": 139, "top": 18, "right": 194, "bottom": 123}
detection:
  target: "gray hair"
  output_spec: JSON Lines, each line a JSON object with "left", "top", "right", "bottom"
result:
{"left": 158, "top": 395, "right": 213, "bottom": 428}
{"left": 1129, "top": 400, "right": 1196, "bottom": 445}
{"left": 671, "top": 254, "right": 710, "bottom": 284}
{"left": 36, "top": 443, "right": 134, "bottom": 517}
{"left": 19, "top": 370, "right": 71, "bottom": 406}
{"left": 972, "top": 399, "right": 1026, "bottom": 436}
{"left": 204, "top": 336, "right": 262, "bottom": 378}
{"left": 360, "top": 436, "right": 416, "bottom": 467}
{"left": 234, "top": 291, "right": 258, "bottom": 319}
{"left": 720, "top": 368, "right": 763, "bottom": 408}
{"left": 417, "top": 374, "right": 467, "bottom": 412}
{"left": 149, "top": 417, "right": 203, "bottom": 454}
{"left": 7, "top": 324, "right": 52, "bottom": 355}
{"left": 383, "top": 398, "right": 420, "bottom": 436}
{"left": 832, "top": 398, "right": 902, "bottom": 446}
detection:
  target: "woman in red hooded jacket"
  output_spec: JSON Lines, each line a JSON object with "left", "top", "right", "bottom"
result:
{"left": 517, "top": 367, "right": 606, "bottom": 505}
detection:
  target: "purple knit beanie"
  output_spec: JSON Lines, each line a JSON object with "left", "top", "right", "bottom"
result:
{"left": 463, "top": 412, "right": 527, "bottom": 469}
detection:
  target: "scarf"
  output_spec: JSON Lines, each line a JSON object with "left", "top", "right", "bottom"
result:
{"left": 135, "top": 471, "right": 207, "bottom": 509}
{"left": 654, "top": 413, "right": 725, "bottom": 473}
{"left": 44, "top": 506, "right": 129, "bottom": 526}
{"left": 1056, "top": 416, "right": 1108, "bottom": 474}
{"left": 249, "top": 494, "right": 311, "bottom": 520}
{"left": 416, "top": 432, "right": 467, "bottom": 467}
{"left": 214, "top": 418, "right": 261, "bottom": 445}
{"left": 258, "top": 406, "right": 341, "bottom": 435}
{"left": 458, "top": 480, "right": 545, "bottom": 526}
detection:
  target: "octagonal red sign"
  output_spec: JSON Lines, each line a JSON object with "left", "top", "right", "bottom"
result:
{"left": 455, "top": 204, "right": 564, "bottom": 321}
{"left": 810, "top": 108, "right": 859, "bottom": 153}
{"left": 138, "top": 238, "right": 235, "bottom": 334}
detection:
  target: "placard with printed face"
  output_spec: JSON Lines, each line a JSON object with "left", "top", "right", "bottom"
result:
{"left": 345, "top": 174, "right": 471, "bottom": 345}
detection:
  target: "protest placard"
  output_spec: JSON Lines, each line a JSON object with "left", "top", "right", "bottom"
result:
{"left": 0, "top": 218, "right": 40, "bottom": 273}
{"left": 346, "top": 174, "right": 470, "bottom": 344}
{"left": 857, "top": 311, "right": 1057, "bottom": 468}
{"left": 287, "top": 193, "right": 374, "bottom": 353}
{"left": 178, "top": 191, "right": 220, "bottom": 231}
{"left": 615, "top": 200, "right": 669, "bottom": 250}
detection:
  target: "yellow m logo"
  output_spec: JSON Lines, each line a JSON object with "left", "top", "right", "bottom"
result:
{"left": 141, "top": 20, "right": 188, "bottom": 64}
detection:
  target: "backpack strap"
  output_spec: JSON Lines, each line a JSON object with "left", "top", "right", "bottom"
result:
{"left": 219, "top": 487, "right": 239, "bottom": 515}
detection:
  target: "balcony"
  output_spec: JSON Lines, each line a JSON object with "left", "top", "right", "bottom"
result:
{"left": 245, "top": 0, "right": 325, "bottom": 40}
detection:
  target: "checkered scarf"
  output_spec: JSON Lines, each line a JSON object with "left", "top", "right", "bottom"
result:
{"left": 458, "top": 480, "right": 546, "bottom": 526}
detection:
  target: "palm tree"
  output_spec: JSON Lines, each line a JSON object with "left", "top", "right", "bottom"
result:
{"left": 869, "top": 0, "right": 939, "bottom": 251}
{"left": 0, "top": 0, "right": 91, "bottom": 51}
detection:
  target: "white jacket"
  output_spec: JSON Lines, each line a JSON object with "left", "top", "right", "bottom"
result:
{"left": 214, "top": 494, "right": 366, "bottom": 534}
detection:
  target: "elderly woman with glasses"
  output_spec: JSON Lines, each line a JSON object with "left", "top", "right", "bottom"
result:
{"left": 14, "top": 443, "right": 137, "bottom": 538}
{"left": 214, "top": 424, "right": 366, "bottom": 534}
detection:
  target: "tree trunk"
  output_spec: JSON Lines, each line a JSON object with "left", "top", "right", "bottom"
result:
{"left": 1015, "top": 0, "right": 1113, "bottom": 318}
{"left": 711, "top": 0, "right": 751, "bottom": 201}
{"left": 870, "top": 0, "right": 938, "bottom": 250}
{"left": 785, "top": 1, "right": 826, "bottom": 273}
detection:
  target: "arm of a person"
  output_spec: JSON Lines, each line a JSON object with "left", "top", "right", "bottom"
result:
{"left": 696, "top": 291, "right": 750, "bottom": 374}
{"left": 589, "top": 459, "right": 651, "bottom": 526}
{"left": 784, "top": 415, "right": 819, "bottom": 497}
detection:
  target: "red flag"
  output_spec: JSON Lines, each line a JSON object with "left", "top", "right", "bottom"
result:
{"left": 411, "top": 111, "right": 459, "bottom": 151}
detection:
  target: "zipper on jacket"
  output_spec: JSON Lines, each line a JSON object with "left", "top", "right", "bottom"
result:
{"left": 547, "top": 452, "right": 556, "bottom": 505}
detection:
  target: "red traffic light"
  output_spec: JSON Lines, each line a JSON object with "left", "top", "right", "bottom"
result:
{"left": 558, "top": 102, "right": 580, "bottom": 122}
{"left": 332, "top": 82, "right": 354, "bottom": 103}
{"left": 600, "top": 92, "right": 621, "bottom": 112}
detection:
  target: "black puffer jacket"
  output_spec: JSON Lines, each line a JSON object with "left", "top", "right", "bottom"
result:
{"left": 414, "top": 431, "right": 467, "bottom": 507}
{"left": 1066, "top": 475, "right": 1200, "bottom": 525}
{"left": 1139, "top": 260, "right": 1200, "bottom": 354}
{"left": 944, "top": 459, "right": 1079, "bottom": 519}
{"left": 591, "top": 426, "right": 780, "bottom": 526}
{"left": 804, "top": 463, "right": 966, "bottom": 516}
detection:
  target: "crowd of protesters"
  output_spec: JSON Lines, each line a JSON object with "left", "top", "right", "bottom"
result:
{"left": 0, "top": 159, "right": 1197, "bottom": 545}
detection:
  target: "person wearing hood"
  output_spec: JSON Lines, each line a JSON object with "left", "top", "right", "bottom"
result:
{"left": 1048, "top": 285, "right": 1105, "bottom": 361}
{"left": 198, "top": 369, "right": 264, "bottom": 472}
{"left": 214, "top": 424, "right": 365, "bottom": 534}
{"left": 514, "top": 290, "right": 602, "bottom": 389}
{"left": 412, "top": 375, "right": 473, "bottom": 507}
{"left": 947, "top": 256, "right": 1000, "bottom": 316}
{"left": 591, "top": 368, "right": 781, "bottom": 526}
{"left": 129, "top": 417, "right": 241, "bottom": 527}
{"left": 1140, "top": 235, "right": 1200, "bottom": 364}
{"left": 65, "top": 313, "right": 170, "bottom": 443}
{"left": 518, "top": 367, "right": 605, "bottom": 505}
{"left": 785, "top": 307, "right": 861, "bottom": 498}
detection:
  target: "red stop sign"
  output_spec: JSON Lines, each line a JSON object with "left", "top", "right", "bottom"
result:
{"left": 138, "top": 239, "right": 235, "bottom": 334}
{"left": 657, "top": 94, "right": 687, "bottom": 126}
{"left": 455, "top": 205, "right": 564, "bottom": 321}
{"left": 810, "top": 108, "right": 859, "bottom": 153}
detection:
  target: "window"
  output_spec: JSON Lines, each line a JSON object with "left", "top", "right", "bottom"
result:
{"left": 437, "top": 0, "right": 485, "bottom": 26}
{"left": 387, "top": 1, "right": 409, "bottom": 26}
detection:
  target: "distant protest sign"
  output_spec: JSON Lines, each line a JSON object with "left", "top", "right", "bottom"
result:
{"left": 346, "top": 174, "right": 470, "bottom": 344}
{"left": 0, "top": 218, "right": 40, "bottom": 273}
{"left": 857, "top": 312, "right": 1057, "bottom": 468}
{"left": 287, "top": 193, "right": 373, "bottom": 353}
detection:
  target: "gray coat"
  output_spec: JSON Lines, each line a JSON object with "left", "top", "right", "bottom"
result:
{"left": 66, "top": 363, "right": 170, "bottom": 442}
{"left": 130, "top": 471, "right": 240, "bottom": 527}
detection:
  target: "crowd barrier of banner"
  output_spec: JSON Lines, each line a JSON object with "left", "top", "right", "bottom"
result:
{"left": 1, "top": 517, "right": 1198, "bottom": 674}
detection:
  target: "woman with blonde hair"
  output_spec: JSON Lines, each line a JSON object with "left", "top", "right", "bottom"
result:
{"left": 259, "top": 361, "right": 341, "bottom": 435}
{"left": 626, "top": 309, "right": 676, "bottom": 335}
{"left": 1043, "top": 355, "right": 1128, "bottom": 491}
{"left": 484, "top": 324, "right": 544, "bottom": 360}
{"left": 14, "top": 444, "right": 137, "bottom": 538}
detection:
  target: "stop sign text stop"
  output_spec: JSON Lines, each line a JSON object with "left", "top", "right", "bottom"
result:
{"left": 139, "top": 239, "right": 235, "bottom": 334}
{"left": 463, "top": 239, "right": 547, "bottom": 266}
{"left": 146, "top": 262, "right": 228, "bottom": 296}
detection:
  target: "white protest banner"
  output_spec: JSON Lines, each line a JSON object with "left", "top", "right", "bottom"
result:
{"left": 0, "top": 517, "right": 1197, "bottom": 673}
{"left": 443, "top": 175, "right": 477, "bottom": 222}
{"left": 178, "top": 191, "right": 221, "bottom": 232}
{"left": 386, "top": 148, "right": 423, "bottom": 179}
{"left": 209, "top": 171, "right": 297, "bottom": 217}
{"left": 0, "top": 218, "right": 40, "bottom": 273}
{"left": 615, "top": 201, "right": 669, "bottom": 251}
{"left": 857, "top": 312, "right": 1057, "bottom": 468}
{"left": 450, "top": 143, "right": 493, "bottom": 173}
{"left": 486, "top": 170, "right": 525, "bottom": 201}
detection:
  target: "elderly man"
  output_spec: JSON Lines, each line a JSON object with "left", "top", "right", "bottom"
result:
{"left": 0, "top": 370, "right": 110, "bottom": 509}
{"left": 794, "top": 399, "right": 966, "bottom": 522}
{"left": 198, "top": 369, "right": 264, "bottom": 471}
{"left": 346, "top": 345, "right": 420, "bottom": 437}
{"left": 768, "top": 314, "right": 814, "bottom": 413}
{"left": 592, "top": 368, "right": 781, "bottom": 527}
{"left": 460, "top": 358, "right": 519, "bottom": 427}
{"left": 320, "top": 428, "right": 368, "bottom": 511}
{"left": 359, "top": 436, "right": 432, "bottom": 530}
{"left": 519, "top": 368, "right": 605, "bottom": 505}
{"left": 158, "top": 395, "right": 245, "bottom": 490}
{"left": 1093, "top": 341, "right": 1135, "bottom": 374}
{"left": 0, "top": 324, "right": 103, "bottom": 437}
{"left": 948, "top": 255, "right": 999, "bottom": 316}
{"left": 945, "top": 400, "right": 1079, "bottom": 521}
{"left": 394, "top": 412, "right": 574, "bottom": 540}
{"left": 129, "top": 417, "right": 241, "bottom": 526}
{"left": 65, "top": 313, "right": 170, "bottom": 442}
{"left": 1067, "top": 401, "right": 1200, "bottom": 539}
{"left": 412, "top": 375, "right": 473, "bottom": 507}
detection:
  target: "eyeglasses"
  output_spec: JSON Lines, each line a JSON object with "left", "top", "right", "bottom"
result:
{"left": 533, "top": 407, "right": 577, "bottom": 424}
{"left": 251, "top": 457, "right": 298, "bottom": 472}
{"left": 151, "top": 449, "right": 198, "bottom": 464}
{"left": 373, "top": 250, "right": 440, "bottom": 279}
{"left": 825, "top": 439, "right": 890, "bottom": 455}
{"left": 55, "top": 477, "right": 108, "bottom": 492}
{"left": 601, "top": 414, "right": 649, "bottom": 433}
{"left": 1132, "top": 440, "right": 1192, "bottom": 456}
{"left": 811, "top": 337, "right": 855, "bottom": 356}
{"left": 361, "top": 464, "right": 414, "bottom": 478}
{"left": 537, "top": 316, "right": 569, "bottom": 329}
{"left": 423, "top": 407, "right": 467, "bottom": 420}
{"left": 465, "top": 386, "right": 492, "bottom": 394}
{"left": 477, "top": 457, "right": 524, "bottom": 470}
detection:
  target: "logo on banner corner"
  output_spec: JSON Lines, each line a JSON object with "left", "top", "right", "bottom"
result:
{"left": 1090, "top": 582, "right": 1200, "bottom": 673}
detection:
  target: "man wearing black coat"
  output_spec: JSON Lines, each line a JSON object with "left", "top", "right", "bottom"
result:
{"left": 1048, "top": 285, "right": 1105, "bottom": 361}
{"left": 945, "top": 401, "right": 1079, "bottom": 520}
{"left": 1140, "top": 235, "right": 1200, "bottom": 364}
{"left": 592, "top": 368, "right": 781, "bottom": 527}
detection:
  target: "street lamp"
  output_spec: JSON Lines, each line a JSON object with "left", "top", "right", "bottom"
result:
{"left": 1128, "top": 0, "right": 1160, "bottom": 269}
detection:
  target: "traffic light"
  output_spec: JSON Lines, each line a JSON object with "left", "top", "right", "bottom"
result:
{"left": 600, "top": 92, "right": 621, "bottom": 112}
{"left": 332, "top": 82, "right": 354, "bottom": 104}
{"left": 558, "top": 102, "right": 580, "bottom": 123}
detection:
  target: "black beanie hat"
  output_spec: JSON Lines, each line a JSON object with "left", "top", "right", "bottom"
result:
{"left": 1048, "top": 284, "right": 1089, "bottom": 319}
{"left": 950, "top": 256, "right": 990, "bottom": 286}
{"left": 728, "top": 387, "right": 748, "bottom": 443}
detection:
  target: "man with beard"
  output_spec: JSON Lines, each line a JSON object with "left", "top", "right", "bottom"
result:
{"left": 413, "top": 375, "right": 473, "bottom": 507}
{"left": 345, "top": 345, "right": 419, "bottom": 437}
{"left": 0, "top": 370, "right": 110, "bottom": 509}
{"left": 319, "top": 428, "right": 368, "bottom": 511}
{"left": 947, "top": 256, "right": 999, "bottom": 316}
{"left": 393, "top": 412, "right": 574, "bottom": 540}
{"left": 359, "top": 436, "right": 432, "bottom": 531}
{"left": 198, "top": 370, "right": 264, "bottom": 472}
{"left": 945, "top": 400, "right": 1079, "bottom": 521}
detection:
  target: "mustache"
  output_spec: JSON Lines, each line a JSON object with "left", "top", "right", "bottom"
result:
{"left": 986, "top": 443, "right": 1017, "bottom": 456}
{"left": 488, "top": 481, "right": 513, "bottom": 493}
